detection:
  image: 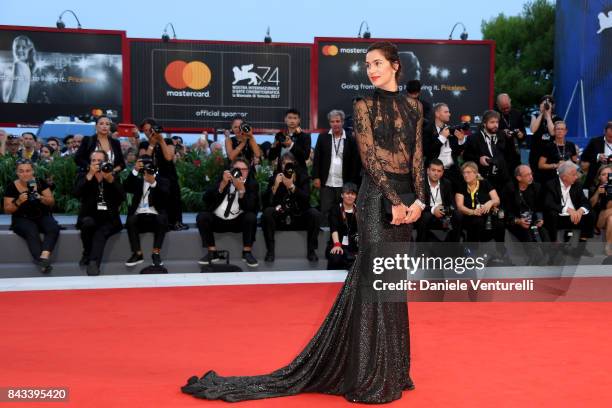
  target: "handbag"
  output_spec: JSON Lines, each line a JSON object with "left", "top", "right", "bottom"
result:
{"left": 382, "top": 192, "right": 416, "bottom": 222}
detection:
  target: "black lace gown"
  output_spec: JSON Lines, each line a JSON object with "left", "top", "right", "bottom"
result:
{"left": 181, "top": 88, "right": 425, "bottom": 404}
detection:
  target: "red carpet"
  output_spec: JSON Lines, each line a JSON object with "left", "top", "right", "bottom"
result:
{"left": 1, "top": 283, "right": 612, "bottom": 407}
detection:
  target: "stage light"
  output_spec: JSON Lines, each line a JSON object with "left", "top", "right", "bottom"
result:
{"left": 56, "top": 10, "right": 82, "bottom": 29}
{"left": 358, "top": 21, "right": 371, "bottom": 39}
{"left": 162, "top": 23, "right": 177, "bottom": 42}
{"left": 264, "top": 26, "right": 272, "bottom": 44}
{"left": 448, "top": 22, "right": 468, "bottom": 40}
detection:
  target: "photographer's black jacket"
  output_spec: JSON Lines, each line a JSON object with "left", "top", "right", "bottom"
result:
{"left": 268, "top": 131, "right": 311, "bottom": 172}
{"left": 424, "top": 177, "right": 454, "bottom": 212}
{"left": 74, "top": 134, "right": 125, "bottom": 172}
{"left": 425, "top": 126, "right": 466, "bottom": 166}
{"left": 202, "top": 174, "right": 260, "bottom": 214}
{"left": 311, "top": 130, "right": 361, "bottom": 186}
{"left": 124, "top": 172, "right": 170, "bottom": 216}
{"left": 463, "top": 128, "right": 510, "bottom": 182}
{"left": 543, "top": 178, "right": 591, "bottom": 214}
{"left": 73, "top": 172, "right": 125, "bottom": 228}
{"left": 501, "top": 181, "right": 545, "bottom": 224}
{"left": 328, "top": 204, "right": 358, "bottom": 250}
{"left": 581, "top": 135, "right": 610, "bottom": 189}
{"left": 263, "top": 167, "right": 310, "bottom": 213}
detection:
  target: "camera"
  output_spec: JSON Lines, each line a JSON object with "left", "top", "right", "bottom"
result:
{"left": 449, "top": 122, "right": 470, "bottom": 133}
{"left": 521, "top": 211, "right": 542, "bottom": 242}
{"left": 100, "top": 162, "right": 114, "bottom": 173}
{"left": 151, "top": 124, "right": 163, "bottom": 134}
{"left": 543, "top": 98, "right": 553, "bottom": 111}
{"left": 484, "top": 157, "right": 499, "bottom": 176}
{"left": 26, "top": 179, "right": 39, "bottom": 202}
{"left": 239, "top": 122, "right": 252, "bottom": 134}
{"left": 282, "top": 162, "right": 295, "bottom": 178}
{"left": 440, "top": 205, "right": 454, "bottom": 231}
{"left": 230, "top": 167, "right": 242, "bottom": 179}
{"left": 140, "top": 158, "right": 157, "bottom": 176}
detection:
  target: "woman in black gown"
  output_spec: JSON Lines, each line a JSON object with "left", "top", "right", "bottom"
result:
{"left": 182, "top": 41, "right": 426, "bottom": 404}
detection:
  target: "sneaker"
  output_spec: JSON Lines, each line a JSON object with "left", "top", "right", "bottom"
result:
{"left": 198, "top": 250, "right": 221, "bottom": 265}
{"left": 86, "top": 263, "right": 100, "bottom": 276}
{"left": 307, "top": 250, "right": 319, "bottom": 262}
{"left": 125, "top": 253, "right": 144, "bottom": 267}
{"left": 152, "top": 253, "right": 163, "bottom": 267}
{"left": 242, "top": 251, "right": 259, "bottom": 267}
{"left": 172, "top": 222, "right": 189, "bottom": 231}
{"left": 264, "top": 251, "right": 275, "bottom": 262}
{"left": 39, "top": 258, "right": 52, "bottom": 274}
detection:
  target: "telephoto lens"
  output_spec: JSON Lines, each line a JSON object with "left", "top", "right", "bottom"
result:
{"left": 231, "top": 167, "right": 242, "bottom": 179}
{"left": 101, "top": 162, "right": 114, "bottom": 173}
{"left": 283, "top": 162, "right": 295, "bottom": 178}
{"left": 240, "top": 123, "right": 252, "bottom": 134}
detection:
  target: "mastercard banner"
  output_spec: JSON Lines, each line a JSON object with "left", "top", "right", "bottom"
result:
{"left": 130, "top": 40, "right": 311, "bottom": 129}
{"left": 315, "top": 38, "right": 494, "bottom": 129}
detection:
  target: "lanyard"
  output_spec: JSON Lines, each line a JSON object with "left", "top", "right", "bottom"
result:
{"left": 560, "top": 186, "right": 571, "bottom": 207}
{"left": 332, "top": 136, "right": 343, "bottom": 157}
{"left": 430, "top": 183, "right": 440, "bottom": 207}
{"left": 468, "top": 181, "right": 479, "bottom": 209}
{"left": 556, "top": 143, "right": 566, "bottom": 160}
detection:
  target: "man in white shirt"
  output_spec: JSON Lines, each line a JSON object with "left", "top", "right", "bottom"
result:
{"left": 124, "top": 156, "right": 170, "bottom": 268}
{"left": 543, "top": 161, "right": 595, "bottom": 243}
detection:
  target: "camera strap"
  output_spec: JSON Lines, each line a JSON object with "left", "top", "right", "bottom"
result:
{"left": 224, "top": 187, "right": 237, "bottom": 218}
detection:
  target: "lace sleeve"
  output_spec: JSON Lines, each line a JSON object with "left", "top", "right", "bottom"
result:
{"left": 353, "top": 98, "right": 402, "bottom": 205}
{"left": 412, "top": 99, "right": 426, "bottom": 205}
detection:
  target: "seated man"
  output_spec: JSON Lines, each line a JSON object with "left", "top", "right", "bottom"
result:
{"left": 262, "top": 152, "right": 321, "bottom": 262}
{"left": 502, "top": 164, "right": 549, "bottom": 242}
{"left": 416, "top": 159, "right": 461, "bottom": 242}
{"left": 74, "top": 150, "right": 125, "bottom": 276}
{"left": 124, "top": 155, "right": 170, "bottom": 268}
{"left": 326, "top": 182, "right": 359, "bottom": 270}
{"left": 543, "top": 161, "right": 595, "bottom": 244}
{"left": 196, "top": 158, "right": 260, "bottom": 267}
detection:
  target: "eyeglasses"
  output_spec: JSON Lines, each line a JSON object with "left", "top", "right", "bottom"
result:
{"left": 15, "top": 159, "right": 33, "bottom": 165}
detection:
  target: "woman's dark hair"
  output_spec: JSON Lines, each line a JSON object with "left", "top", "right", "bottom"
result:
{"left": 366, "top": 41, "right": 401, "bottom": 82}
{"left": 95, "top": 115, "right": 111, "bottom": 125}
{"left": 43, "top": 144, "right": 55, "bottom": 155}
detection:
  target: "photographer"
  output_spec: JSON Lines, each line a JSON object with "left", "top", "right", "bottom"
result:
{"left": 196, "top": 158, "right": 260, "bottom": 268}
{"left": 425, "top": 103, "right": 467, "bottom": 189}
{"left": 496, "top": 93, "right": 526, "bottom": 173}
{"left": 262, "top": 152, "right": 321, "bottom": 262}
{"left": 581, "top": 121, "right": 612, "bottom": 189}
{"left": 416, "top": 159, "right": 461, "bottom": 242}
{"left": 312, "top": 109, "right": 361, "bottom": 227}
{"left": 74, "top": 150, "right": 125, "bottom": 276}
{"left": 326, "top": 183, "right": 359, "bottom": 270}
{"left": 123, "top": 155, "right": 170, "bottom": 268}
{"left": 529, "top": 95, "right": 561, "bottom": 182}
{"left": 538, "top": 121, "right": 578, "bottom": 183}
{"left": 269, "top": 109, "right": 311, "bottom": 172}
{"left": 501, "top": 165, "right": 549, "bottom": 243}
{"left": 3, "top": 159, "right": 60, "bottom": 273}
{"left": 543, "top": 161, "right": 594, "bottom": 244}
{"left": 589, "top": 165, "right": 612, "bottom": 255}
{"left": 74, "top": 116, "right": 125, "bottom": 173}
{"left": 455, "top": 161, "right": 502, "bottom": 243}
{"left": 464, "top": 110, "right": 510, "bottom": 192}
{"left": 225, "top": 115, "right": 262, "bottom": 168}
{"left": 140, "top": 118, "right": 188, "bottom": 231}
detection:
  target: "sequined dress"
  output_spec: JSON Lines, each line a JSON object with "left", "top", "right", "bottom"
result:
{"left": 181, "top": 88, "right": 425, "bottom": 404}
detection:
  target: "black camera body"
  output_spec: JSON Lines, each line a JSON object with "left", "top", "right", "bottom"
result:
{"left": 140, "top": 158, "right": 157, "bottom": 176}
{"left": 282, "top": 162, "right": 295, "bottom": 178}
{"left": 448, "top": 122, "right": 470, "bottom": 133}
{"left": 239, "top": 122, "right": 252, "bottom": 134}
{"left": 484, "top": 156, "right": 499, "bottom": 176}
{"left": 520, "top": 211, "right": 543, "bottom": 242}
{"left": 440, "top": 205, "right": 454, "bottom": 230}
{"left": 230, "top": 167, "right": 242, "bottom": 179}
{"left": 151, "top": 124, "right": 163, "bottom": 134}
{"left": 26, "top": 179, "right": 39, "bottom": 202}
{"left": 100, "top": 162, "right": 114, "bottom": 173}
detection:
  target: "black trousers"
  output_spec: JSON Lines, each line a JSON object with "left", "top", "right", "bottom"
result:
{"left": 262, "top": 207, "right": 321, "bottom": 252}
{"left": 12, "top": 215, "right": 60, "bottom": 261}
{"left": 507, "top": 224, "right": 550, "bottom": 242}
{"left": 164, "top": 174, "right": 183, "bottom": 225}
{"left": 79, "top": 216, "right": 122, "bottom": 266}
{"left": 416, "top": 210, "right": 461, "bottom": 242}
{"left": 544, "top": 211, "right": 595, "bottom": 241}
{"left": 196, "top": 211, "right": 257, "bottom": 248}
{"left": 319, "top": 186, "right": 342, "bottom": 227}
{"left": 125, "top": 213, "right": 168, "bottom": 252}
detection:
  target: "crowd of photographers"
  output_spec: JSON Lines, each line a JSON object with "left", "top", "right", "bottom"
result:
{"left": 1, "top": 82, "right": 611, "bottom": 275}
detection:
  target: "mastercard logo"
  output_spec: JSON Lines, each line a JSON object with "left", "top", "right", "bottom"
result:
{"left": 164, "top": 60, "right": 212, "bottom": 90}
{"left": 321, "top": 45, "right": 339, "bottom": 56}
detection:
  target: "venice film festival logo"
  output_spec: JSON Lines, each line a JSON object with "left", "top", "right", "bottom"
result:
{"left": 164, "top": 60, "right": 212, "bottom": 97}
{"left": 231, "top": 63, "right": 281, "bottom": 99}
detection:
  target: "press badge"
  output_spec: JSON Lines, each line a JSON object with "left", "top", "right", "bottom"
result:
{"left": 342, "top": 235, "right": 349, "bottom": 246}
{"left": 97, "top": 202, "right": 108, "bottom": 211}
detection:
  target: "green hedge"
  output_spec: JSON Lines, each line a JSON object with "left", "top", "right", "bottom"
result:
{"left": 0, "top": 152, "right": 320, "bottom": 214}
